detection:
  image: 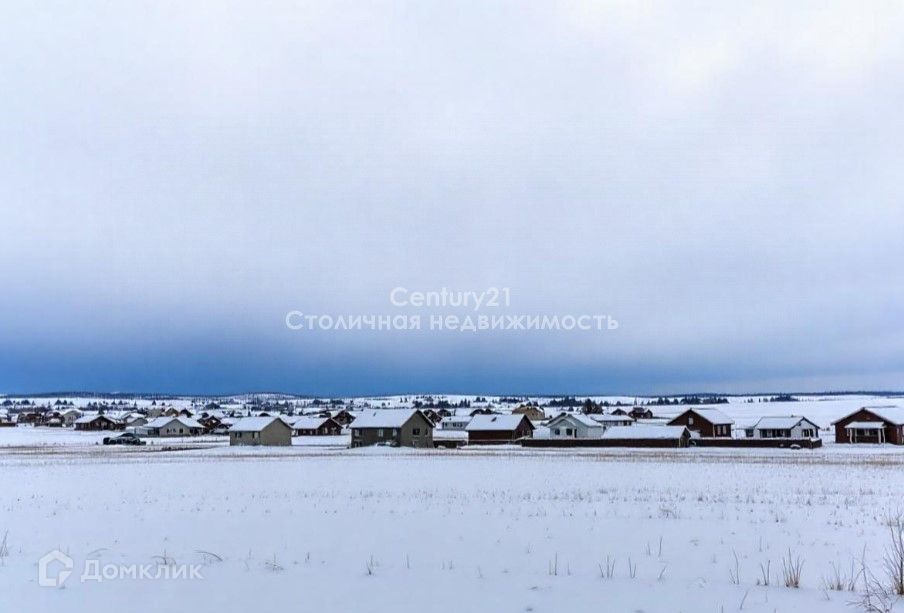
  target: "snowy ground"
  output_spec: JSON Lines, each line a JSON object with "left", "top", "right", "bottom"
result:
{"left": 2, "top": 442, "right": 904, "bottom": 611}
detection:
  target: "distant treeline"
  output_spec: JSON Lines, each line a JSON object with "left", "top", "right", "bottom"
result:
{"left": 746, "top": 394, "right": 799, "bottom": 403}
{"left": 648, "top": 396, "right": 729, "bottom": 405}
{"left": 413, "top": 398, "right": 472, "bottom": 409}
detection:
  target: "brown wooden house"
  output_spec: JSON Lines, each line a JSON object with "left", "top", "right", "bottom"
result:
{"left": 832, "top": 406, "right": 904, "bottom": 445}
{"left": 198, "top": 415, "right": 222, "bottom": 432}
{"left": 629, "top": 406, "right": 654, "bottom": 420}
{"left": 327, "top": 409, "right": 355, "bottom": 427}
{"left": 668, "top": 408, "right": 733, "bottom": 438}
{"left": 292, "top": 416, "right": 342, "bottom": 436}
{"left": 350, "top": 409, "right": 434, "bottom": 448}
{"left": 74, "top": 414, "right": 123, "bottom": 431}
{"left": 465, "top": 414, "right": 534, "bottom": 444}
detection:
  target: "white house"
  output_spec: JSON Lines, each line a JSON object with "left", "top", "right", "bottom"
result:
{"left": 748, "top": 416, "right": 820, "bottom": 439}
{"left": 142, "top": 416, "right": 204, "bottom": 437}
{"left": 59, "top": 409, "right": 83, "bottom": 427}
{"left": 546, "top": 413, "right": 606, "bottom": 439}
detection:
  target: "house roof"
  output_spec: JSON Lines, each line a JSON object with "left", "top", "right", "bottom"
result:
{"left": 601, "top": 425, "right": 689, "bottom": 440}
{"left": 547, "top": 413, "right": 603, "bottom": 428}
{"left": 832, "top": 406, "right": 904, "bottom": 426}
{"left": 145, "top": 416, "right": 203, "bottom": 430}
{"left": 844, "top": 421, "right": 886, "bottom": 430}
{"left": 291, "top": 416, "right": 334, "bottom": 430}
{"left": 74, "top": 414, "right": 117, "bottom": 424}
{"left": 466, "top": 414, "right": 533, "bottom": 432}
{"left": 753, "top": 416, "right": 818, "bottom": 430}
{"left": 441, "top": 415, "right": 471, "bottom": 424}
{"left": 589, "top": 414, "right": 635, "bottom": 423}
{"left": 681, "top": 408, "right": 734, "bottom": 425}
{"left": 230, "top": 416, "right": 291, "bottom": 433}
{"left": 351, "top": 409, "right": 427, "bottom": 429}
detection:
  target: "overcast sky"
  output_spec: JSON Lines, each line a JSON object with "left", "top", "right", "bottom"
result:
{"left": 1, "top": 1, "right": 903, "bottom": 395}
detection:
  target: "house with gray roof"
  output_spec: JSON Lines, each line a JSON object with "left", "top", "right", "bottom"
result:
{"left": 465, "top": 414, "right": 534, "bottom": 444}
{"left": 350, "top": 409, "right": 434, "bottom": 448}
{"left": 229, "top": 416, "right": 293, "bottom": 446}
{"left": 667, "top": 408, "right": 733, "bottom": 438}
{"left": 546, "top": 413, "right": 606, "bottom": 439}
{"left": 748, "top": 416, "right": 820, "bottom": 439}
{"left": 601, "top": 424, "right": 692, "bottom": 447}
{"left": 143, "top": 416, "right": 204, "bottom": 437}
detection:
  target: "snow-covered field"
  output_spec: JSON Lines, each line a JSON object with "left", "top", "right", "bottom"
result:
{"left": 3, "top": 395, "right": 904, "bottom": 612}
{"left": 1, "top": 444, "right": 904, "bottom": 611}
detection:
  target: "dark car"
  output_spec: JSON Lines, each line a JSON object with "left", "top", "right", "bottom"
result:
{"left": 102, "top": 433, "right": 146, "bottom": 446}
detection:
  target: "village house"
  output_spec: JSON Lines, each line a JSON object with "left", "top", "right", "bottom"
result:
{"left": 421, "top": 409, "right": 443, "bottom": 424}
{"left": 469, "top": 407, "right": 498, "bottom": 417}
{"left": 546, "top": 413, "right": 605, "bottom": 439}
{"left": 668, "top": 408, "right": 733, "bottom": 437}
{"left": 350, "top": 409, "right": 434, "bottom": 448}
{"left": 601, "top": 424, "right": 692, "bottom": 448}
{"left": 511, "top": 404, "right": 546, "bottom": 421}
{"left": 121, "top": 413, "right": 147, "bottom": 428}
{"left": 229, "top": 416, "right": 293, "bottom": 446}
{"left": 465, "top": 414, "right": 534, "bottom": 444}
{"left": 328, "top": 409, "right": 355, "bottom": 426}
{"left": 16, "top": 411, "right": 44, "bottom": 425}
{"left": 197, "top": 415, "right": 222, "bottom": 432}
{"left": 629, "top": 406, "right": 654, "bottom": 420}
{"left": 41, "top": 411, "right": 65, "bottom": 427}
{"left": 143, "top": 416, "right": 204, "bottom": 437}
{"left": 748, "top": 416, "right": 820, "bottom": 439}
{"left": 292, "top": 416, "right": 342, "bottom": 436}
{"left": 74, "top": 414, "right": 123, "bottom": 431}
{"left": 211, "top": 417, "right": 237, "bottom": 435}
{"left": 831, "top": 406, "right": 904, "bottom": 445}
{"left": 59, "top": 409, "right": 83, "bottom": 427}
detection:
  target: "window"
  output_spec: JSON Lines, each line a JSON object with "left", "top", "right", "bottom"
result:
{"left": 377, "top": 429, "right": 384, "bottom": 437}
{"left": 566, "top": 428, "right": 573, "bottom": 436}
{"left": 554, "top": 428, "right": 560, "bottom": 435}
{"left": 688, "top": 417, "right": 694, "bottom": 425}
{"left": 413, "top": 428, "right": 421, "bottom": 435}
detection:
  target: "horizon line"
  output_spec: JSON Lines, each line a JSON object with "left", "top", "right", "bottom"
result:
{"left": 3, "top": 389, "right": 903, "bottom": 400}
